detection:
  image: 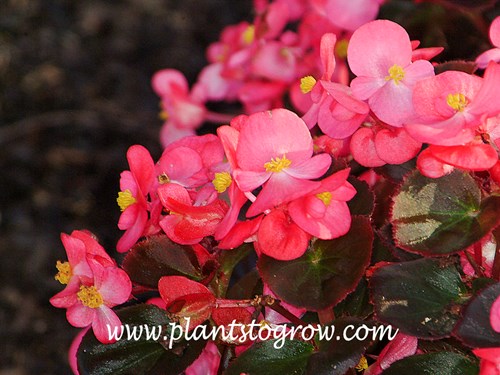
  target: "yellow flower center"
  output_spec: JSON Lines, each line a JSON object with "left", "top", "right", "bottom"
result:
{"left": 159, "top": 110, "right": 169, "bottom": 121}
{"left": 77, "top": 285, "right": 103, "bottom": 309}
{"left": 264, "top": 155, "right": 292, "bottom": 173}
{"left": 335, "top": 39, "right": 349, "bottom": 59}
{"left": 355, "top": 356, "right": 368, "bottom": 372}
{"left": 158, "top": 173, "right": 170, "bottom": 184}
{"left": 117, "top": 189, "right": 136, "bottom": 212}
{"left": 242, "top": 25, "right": 255, "bottom": 45}
{"left": 212, "top": 172, "right": 232, "bottom": 193}
{"left": 446, "top": 93, "right": 468, "bottom": 112}
{"left": 55, "top": 260, "right": 72, "bottom": 285}
{"left": 300, "top": 76, "right": 317, "bottom": 94}
{"left": 385, "top": 64, "right": 405, "bottom": 84}
{"left": 316, "top": 191, "right": 332, "bottom": 206}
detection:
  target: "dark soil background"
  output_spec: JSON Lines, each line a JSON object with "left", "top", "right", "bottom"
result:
{"left": 0, "top": 1, "right": 252, "bottom": 373}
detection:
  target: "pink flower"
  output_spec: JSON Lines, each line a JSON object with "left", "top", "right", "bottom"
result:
{"left": 52, "top": 257, "right": 132, "bottom": 344}
{"left": 311, "top": 0, "right": 384, "bottom": 32}
{"left": 232, "top": 109, "right": 332, "bottom": 217}
{"left": 301, "top": 33, "right": 370, "bottom": 139}
{"left": 406, "top": 62, "right": 500, "bottom": 145}
{"left": 256, "top": 206, "right": 311, "bottom": 260}
{"left": 116, "top": 145, "right": 158, "bottom": 253}
{"left": 152, "top": 69, "right": 206, "bottom": 146}
{"left": 347, "top": 20, "right": 435, "bottom": 126}
{"left": 473, "top": 347, "right": 500, "bottom": 375}
{"left": 476, "top": 16, "right": 500, "bottom": 69}
{"left": 460, "top": 233, "right": 497, "bottom": 278}
{"left": 157, "top": 183, "right": 228, "bottom": 245}
{"left": 288, "top": 168, "right": 356, "bottom": 239}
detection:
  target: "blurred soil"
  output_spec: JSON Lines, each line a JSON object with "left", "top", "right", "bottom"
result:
{"left": 0, "top": 0, "right": 251, "bottom": 374}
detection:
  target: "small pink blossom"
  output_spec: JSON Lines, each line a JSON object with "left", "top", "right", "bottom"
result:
{"left": 232, "top": 109, "right": 331, "bottom": 217}
{"left": 365, "top": 333, "right": 418, "bottom": 375}
{"left": 347, "top": 20, "right": 435, "bottom": 126}
{"left": 116, "top": 145, "right": 158, "bottom": 253}
{"left": 491, "top": 295, "right": 500, "bottom": 333}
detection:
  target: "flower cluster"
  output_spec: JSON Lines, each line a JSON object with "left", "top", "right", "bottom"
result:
{"left": 51, "top": 1, "right": 500, "bottom": 374}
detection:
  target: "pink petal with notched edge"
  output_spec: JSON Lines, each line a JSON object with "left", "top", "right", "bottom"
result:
{"left": 89, "top": 260, "right": 131, "bottom": 306}
{"left": 157, "top": 147, "right": 204, "bottom": 187}
{"left": 257, "top": 209, "right": 310, "bottom": 260}
{"left": 375, "top": 128, "right": 421, "bottom": 165}
{"left": 246, "top": 173, "right": 320, "bottom": 217}
{"left": 347, "top": 20, "right": 412, "bottom": 77}
{"left": 429, "top": 144, "right": 498, "bottom": 171}
{"left": 350, "top": 127, "right": 386, "bottom": 167}
{"left": 469, "top": 62, "right": 500, "bottom": 117}
{"left": 233, "top": 169, "right": 272, "bottom": 192}
{"left": 368, "top": 80, "right": 414, "bottom": 126}
{"left": 416, "top": 148, "right": 454, "bottom": 178}
{"left": 350, "top": 76, "right": 386, "bottom": 101}
{"left": 92, "top": 305, "right": 123, "bottom": 344}
{"left": 491, "top": 296, "right": 500, "bottom": 333}
{"left": 404, "top": 117, "right": 475, "bottom": 146}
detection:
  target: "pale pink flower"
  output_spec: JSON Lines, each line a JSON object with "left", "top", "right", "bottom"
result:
{"left": 347, "top": 20, "right": 435, "bottom": 126}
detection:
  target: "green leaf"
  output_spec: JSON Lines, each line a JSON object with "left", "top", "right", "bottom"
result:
{"left": 370, "top": 258, "right": 468, "bottom": 339}
{"left": 454, "top": 282, "right": 500, "bottom": 348}
{"left": 77, "top": 304, "right": 206, "bottom": 375}
{"left": 382, "top": 351, "right": 479, "bottom": 375}
{"left": 307, "top": 318, "right": 376, "bottom": 375}
{"left": 259, "top": 216, "right": 373, "bottom": 311}
{"left": 225, "top": 339, "right": 314, "bottom": 375}
{"left": 122, "top": 235, "right": 203, "bottom": 288}
{"left": 391, "top": 170, "right": 500, "bottom": 255}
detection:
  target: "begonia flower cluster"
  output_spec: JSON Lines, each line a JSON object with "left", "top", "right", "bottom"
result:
{"left": 50, "top": 1, "right": 500, "bottom": 374}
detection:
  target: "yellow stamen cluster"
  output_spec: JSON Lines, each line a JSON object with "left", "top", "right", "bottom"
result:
{"left": 316, "top": 191, "right": 332, "bottom": 206}
{"left": 159, "top": 110, "right": 169, "bottom": 121}
{"left": 158, "top": 173, "right": 170, "bottom": 184}
{"left": 355, "top": 356, "right": 369, "bottom": 372}
{"left": 385, "top": 64, "right": 405, "bottom": 84}
{"left": 242, "top": 25, "right": 255, "bottom": 45}
{"left": 264, "top": 155, "right": 292, "bottom": 173}
{"left": 55, "top": 260, "right": 72, "bottom": 285}
{"left": 335, "top": 39, "right": 349, "bottom": 59}
{"left": 446, "top": 93, "right": 468, "bottom": 112}
{"left": 212, "top": 172, "right": 232, "bottom": 193}
{"left": 77, "top": 285, "right": 104, "bottom": 309}
{"left": 117, "top": 189, "right": 136, "bottom": 212}
{"left": 300, "top": 76, "right": 317, "bottom": 94}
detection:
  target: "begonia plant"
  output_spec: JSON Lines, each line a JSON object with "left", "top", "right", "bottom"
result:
{"left": 51, "top": 0, "right": 500, "bottom": 374}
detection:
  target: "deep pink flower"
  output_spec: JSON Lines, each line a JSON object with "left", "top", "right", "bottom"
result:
{"left": 52, "top": 257, "right": 132, "bottom": 344}
{"left": 460, "top": 234, "right": 496, "bottom": 278}
{"left": 476, "top": 16, "right": 500, "bottom": 69}
{"left": 157, "top": 183, "right": 228, "bottom": 245}
{"left": 256, "top": 206, "right": 311, "bottom": 260}
{"left": 232, "top": 109, "right": 331, "bottom": 217}
{"left": 116, "top": 145, "right": 157, "bottom": 253}
{"left": 347, "top": 20, "right": 435, "bottom": 126}
{"left": 288, "top": 168, "right": 356, "bottom": 239}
